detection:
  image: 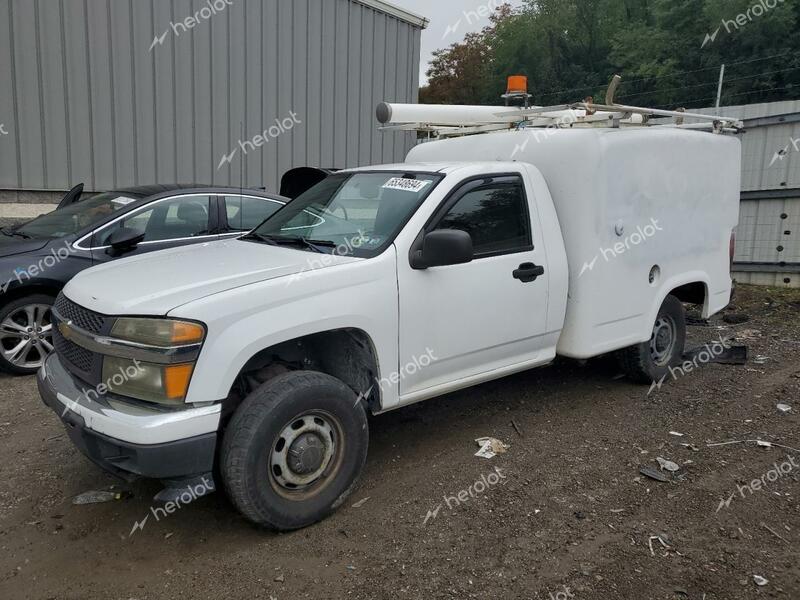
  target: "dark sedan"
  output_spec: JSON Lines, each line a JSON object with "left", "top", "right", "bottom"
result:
{"left": 0, "top": 185, "right": 287, "bottom": 374}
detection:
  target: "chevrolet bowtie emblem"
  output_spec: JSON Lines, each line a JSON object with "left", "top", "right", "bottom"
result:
{"left": 58, "top": 320, "right": 75, "bottom": 340}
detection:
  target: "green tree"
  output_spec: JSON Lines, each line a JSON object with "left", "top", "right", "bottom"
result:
{"left": 421, "top": 0, "right": 800, "bottom": 109}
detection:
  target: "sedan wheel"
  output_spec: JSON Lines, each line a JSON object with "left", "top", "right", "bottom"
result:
{"left": 0, "top": 299, "right": 54, "bottom": 374}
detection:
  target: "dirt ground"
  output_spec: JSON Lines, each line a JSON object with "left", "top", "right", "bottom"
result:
{"left": 0, "top": 284, "right": 798, "bottom": 600}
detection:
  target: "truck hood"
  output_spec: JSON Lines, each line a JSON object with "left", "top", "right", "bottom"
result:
{"left": 63, "top": 239, "right": 360, "bottom": 316}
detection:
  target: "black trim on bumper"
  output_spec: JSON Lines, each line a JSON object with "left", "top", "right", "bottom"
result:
{"left": 38, "top": 359, "right": 217, "bottom": 481}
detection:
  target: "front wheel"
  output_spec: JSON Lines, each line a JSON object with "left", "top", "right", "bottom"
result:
{"left": 616, "top": 294, "right": 686, "bottom": 384}
{"left": 221, "top": 371, "right": 369, "bottom": 531}
{"left": 0, "top": 294, "right": 55, "bottom": 375}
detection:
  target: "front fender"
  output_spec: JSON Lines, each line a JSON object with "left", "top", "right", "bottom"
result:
{"left": 171, "top": 249, "right": 400, "bottom": 407}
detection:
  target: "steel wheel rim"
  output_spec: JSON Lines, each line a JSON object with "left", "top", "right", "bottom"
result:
{"left": 0, "top": 303, "right": 54, "bottom": 370}
{"left": 268, "top": 410, "right": 345, "bottom": 501}
{"left": 650, "top": 315, "right": 677, "bottom": 367}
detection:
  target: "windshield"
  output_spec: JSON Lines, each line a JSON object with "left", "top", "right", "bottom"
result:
{"left": 249, "top": 171, "right": 442, "bottom": 257}
{"left": 15, "top": 192, "right": 141, "bottom": 239}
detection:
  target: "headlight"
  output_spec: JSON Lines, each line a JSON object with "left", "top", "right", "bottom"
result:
{"left": 103, "top": 318, "right": 206, "bottom": 405}
{"left": 111, "top": 318, "right": 205, "bottom": 346}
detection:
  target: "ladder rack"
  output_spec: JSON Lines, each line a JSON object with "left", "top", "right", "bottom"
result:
{"left": 378, "top": 75, "right": 744, "bottom": 138}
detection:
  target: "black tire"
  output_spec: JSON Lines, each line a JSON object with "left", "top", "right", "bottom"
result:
{"left": 220, "top": 370, "right": 369, "bottom": 531}
{"left": 616, "top": 294, "right": 686, "bottom": 384}
{"left": 0, "top": 294, "right": 56, "bottom": 375}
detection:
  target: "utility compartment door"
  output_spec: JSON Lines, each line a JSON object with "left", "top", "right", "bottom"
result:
{"left": 396, "top": 173, "right": 552, "bottom": 400}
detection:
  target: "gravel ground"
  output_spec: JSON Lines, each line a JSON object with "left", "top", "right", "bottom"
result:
{"left": 0, "top": 284, "right": 798, "bottom": 600}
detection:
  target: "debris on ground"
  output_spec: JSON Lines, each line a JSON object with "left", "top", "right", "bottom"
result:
{"left": 687, "top": 314, "right": 709, "bottom": 327}
{"left": 706, "top": 439, "right": 800, "bottom": 453}
{"left": 753, "top": 355, "right": 770, "bottom": 365}
{"left": 656, "top": 457, "right": 680, "bottom": 472}
{"left": 761, "top": 523, "right": 789, "bottom": 544}
{"left": 777, "top": 403, "right": 792, "bottom": 413}
{"left": 648, "top": 535, "right": 670, "bottom": 556}
{"left": 475, "top": 437, "right": 509, "bottom": 459}
{"left": 511, "top": 419, "right": 524, "bottom": 437}
{"left": 723, "top": 313, "right": 750, "bottom": 325}
{"left": 72, "top": 489, "right": 130, "bottom": 505}
{"left": 753, "top": 575, "right": 769, "bottom": 587}
{"left": 669, "top": 431, "right": 685, "bottom": 437}
{"left": 683, "top": 343, "right": 747, "bottom": 365}
{"left": 639, "top": 466, "right": 670, "bottom": 483}
{"left": 351, "top": 497, "right": 370, "bottom": 508}
{"left": 735, "top": 329, "right": 762, "bottom": 341}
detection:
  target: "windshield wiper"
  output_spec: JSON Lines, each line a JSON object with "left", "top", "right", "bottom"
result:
{"left": 0, "top": 228, "right": 32, "bottom": 239}
{"left": 240, "top": 232, "right": 280, "bottom": 246}
{"left": 243, "top": 234, "right": 335, "bottom": 254}
{"left": 295, "top": 238, "right": 338, "bottom": 254}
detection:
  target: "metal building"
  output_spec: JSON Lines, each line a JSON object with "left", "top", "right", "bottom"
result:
{"left": 0, "top": 0, "right": 427, "bottom": 204}
{"left": 693, "top": 101, "right": 800, "bottom": 288}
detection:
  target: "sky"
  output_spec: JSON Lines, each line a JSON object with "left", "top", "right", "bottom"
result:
{"left": 391, "top": 0, "right": 525, "bottom": 86}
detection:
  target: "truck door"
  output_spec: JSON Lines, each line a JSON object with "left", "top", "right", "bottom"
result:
{"left": 396, "top": 172, "right": 552, "bottom": 400}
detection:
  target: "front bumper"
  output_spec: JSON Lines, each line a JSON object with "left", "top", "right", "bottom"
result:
{"left": 38, "top": 353, "right": 220, "bottom": 480}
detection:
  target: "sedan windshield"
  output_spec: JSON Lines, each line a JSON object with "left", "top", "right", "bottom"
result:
{"left": 15, "top": 192, "right": 141, "bottom": 239}
{"left": 249, "top": 171, "right": 442, "bottom": 257}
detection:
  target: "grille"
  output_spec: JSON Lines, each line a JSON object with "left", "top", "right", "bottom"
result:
{"left": 54, "top": 294, "right": 107, "bottom": 334}
{"left": 52, "top": 294, "right": 108, "bottom": 382}
{"left": 53, "top": 331, "right": 95, "bottom": 374}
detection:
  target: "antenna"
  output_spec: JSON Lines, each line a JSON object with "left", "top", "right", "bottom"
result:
{"left": 239, "top": 121, "right": 244, "bottom": 194}
{"left": 238, "top": 121, "right": 244, "bottom": 231}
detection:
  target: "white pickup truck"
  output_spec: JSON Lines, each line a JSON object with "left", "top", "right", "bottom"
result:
{"left": 39, "top": 108, "right": 741, "bottom": 530}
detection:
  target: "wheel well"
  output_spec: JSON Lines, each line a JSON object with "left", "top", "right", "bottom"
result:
{"left": 225, "top": 328, "right": 381, "bottom": 418}
{"left": 0, "top": 283, "right": 61, "bottom": 308}
{"left": 670, "top": 282, "right": 707, "bottom": 307}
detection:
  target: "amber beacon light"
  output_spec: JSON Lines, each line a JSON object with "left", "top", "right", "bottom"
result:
{"left": 506, "top": 75, "right": 528, "bottom": 95}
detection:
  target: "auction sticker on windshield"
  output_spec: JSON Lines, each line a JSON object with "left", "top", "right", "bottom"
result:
{"left": 111, "top": 196, "right": 138, "bottom": 207}
{"left": 382, "top": 178, "right": 431, "bottom": 193}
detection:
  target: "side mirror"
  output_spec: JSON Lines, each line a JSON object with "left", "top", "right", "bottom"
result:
{"left": 106, "top": 228, "right": 145, "bottom": 254}
{"left": 410, "top": 229, "right": 473, "bottom": 270}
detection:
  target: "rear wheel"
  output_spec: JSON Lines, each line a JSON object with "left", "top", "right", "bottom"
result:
{"left": 0, "top": 294, "right": 55, "bottom": 375}
{"left": 221, "top": 371, "right": 369, "bottom": 531}
{"left": 616, "top": 294, "right": 686, "bottom": 384}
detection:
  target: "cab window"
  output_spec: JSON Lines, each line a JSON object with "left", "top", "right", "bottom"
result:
{"left": 434, "top": 178, "right": 532, "bottom": 257}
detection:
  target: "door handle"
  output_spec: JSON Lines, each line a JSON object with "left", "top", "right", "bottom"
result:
{"left": 513, "top": 262, "right": 545, "bottom": 283}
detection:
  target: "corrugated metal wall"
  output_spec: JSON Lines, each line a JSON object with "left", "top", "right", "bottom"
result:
{"left": 686, "top": 101, "right": 800, "bottom": 288}
{"left": 0, "top": 0, "right": 422, "bottom": 194}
